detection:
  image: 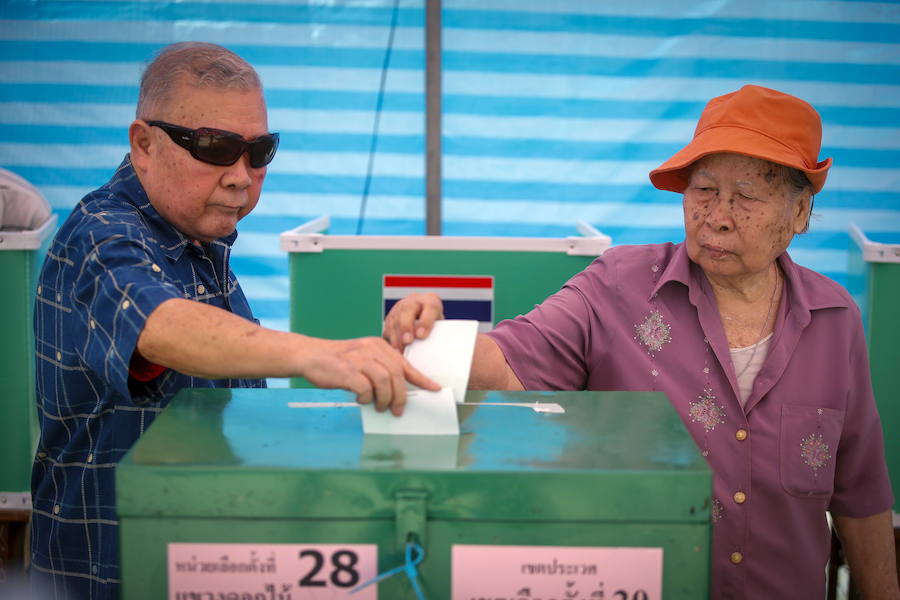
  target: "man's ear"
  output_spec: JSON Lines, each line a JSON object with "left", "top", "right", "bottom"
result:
{"left": 129, "top": 120, "right": 153, "bottom": 173}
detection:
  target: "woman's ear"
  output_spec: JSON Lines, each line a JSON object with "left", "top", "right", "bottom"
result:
{"left": 793, "top": 190, "right": 813, "bottom": 234}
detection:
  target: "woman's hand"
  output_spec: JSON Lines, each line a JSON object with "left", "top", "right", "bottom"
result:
{"left": 382, "top": 292, "right": 444, "bottom": 350}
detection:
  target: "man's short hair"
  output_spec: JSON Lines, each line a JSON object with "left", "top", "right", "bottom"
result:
{"left": 136, "top": 42, "right": 262, "bottom": 120}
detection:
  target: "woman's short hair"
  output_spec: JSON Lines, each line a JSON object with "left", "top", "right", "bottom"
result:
{"left": 136, "top": 42, "right": 262, "bottom": 120}
{"left": 778, "top": 163, "right": 814, "bottom": 233}
{"left": 779, "top": 163, "right": 813, "bottom": 198}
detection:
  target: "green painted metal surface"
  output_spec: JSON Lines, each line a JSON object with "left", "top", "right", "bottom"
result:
{"left": 0, "top": 245, "right": 44, "bottom": 499}
{"left": 288, "top": 249, "right": 597, "bottom": 387}
{"left": 117, "top": 388, "right": 711, "bottom": 599}
{"left": 848, "top": 233, "right": 900, "bottom": 512}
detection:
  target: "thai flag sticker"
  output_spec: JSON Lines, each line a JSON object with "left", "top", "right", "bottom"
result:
{"left": 383, "top": 274, "right": 494, "bottom": 332}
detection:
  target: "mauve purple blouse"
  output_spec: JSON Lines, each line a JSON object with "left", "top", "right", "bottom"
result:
{"left": 487, "top": 241, "right": 893, "bottom": 599}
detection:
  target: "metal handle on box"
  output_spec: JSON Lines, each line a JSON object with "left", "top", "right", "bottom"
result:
{"left": 394, "top": 490, "right": 428, "bottom": 551}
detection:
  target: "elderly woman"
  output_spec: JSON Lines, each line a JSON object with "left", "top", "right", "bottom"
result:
{"left": 384, "top": 85, "right": 898, "bottom": 598}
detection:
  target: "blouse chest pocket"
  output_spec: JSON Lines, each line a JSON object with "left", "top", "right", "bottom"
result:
{"left": 780, "top": 404, "right": 844, "bottom": 498}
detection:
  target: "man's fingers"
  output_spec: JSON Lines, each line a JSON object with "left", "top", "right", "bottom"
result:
{"left": 332, "top": 336, "right": 442, "bottom": 417}
{"left": 347, "top": 373, "right": 374, "bottom": 407}
{"left": 377, "top": 347, "right": 410, "bottom": 416}
{"left": 388, "top": 363, "right": 408, "bottom": 416}
{"left": 403, "top": 360, "right": 440, "bottom": 391}
{"left": 363, "top": 358, "right": 396, "bottom": 413}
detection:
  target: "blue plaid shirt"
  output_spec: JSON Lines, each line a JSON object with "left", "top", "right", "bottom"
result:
{"left": 31, "top": 156, "right": 265, "bottom": 599}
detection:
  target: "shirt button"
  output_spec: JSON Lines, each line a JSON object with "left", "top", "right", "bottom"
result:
{"left": 53, "top": 504, "right": 60, "bottom": 515}
{"left": 735, "top": 429, "right": 748, "bottom": 441}
{"left": 87, "top": 453, "right": 93, "bottom": 463}
{"left": 197, "top": 284, "right": 206, "bottom": 295}
{"left": 37, "top": 452, "right": 47, "bottom": 459}
{"left": 151, "top": 263, "right": 161, "bottom": 273}
{"left": 730, "top": 551, "right": 743, "bottom": 564}
{"left": 733, "top": 491, "right": 747, "bottom": 504}
{"left": 37, "top": 285, "right": 42, "bottom": 295}
{"left": 121, "top": 300, "right": 130, "bottom": 310}
{"left": 56, "top": 293, "right": 62, "bottom": 302}
{"left": 56, "top": 351, "right": 62, "bottom": 361}
{"left": 89, "top": 319, "right": 96, "bottom": 329}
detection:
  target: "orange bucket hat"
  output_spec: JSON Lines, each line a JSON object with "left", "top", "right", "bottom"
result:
{"left": 649, "top": 85, "right": 832, "bottom": 194}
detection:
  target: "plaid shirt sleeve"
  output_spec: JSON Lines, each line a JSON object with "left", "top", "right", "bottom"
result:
{"left": 73, "top": 220, "right": 185, "bottom": 402}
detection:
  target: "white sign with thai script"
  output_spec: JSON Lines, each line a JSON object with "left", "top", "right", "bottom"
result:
{"left": 451, "top": 544, "right": 663, "bottom": 600}
{"left": 168, "top": 542, "right": 378, "bottom": 599}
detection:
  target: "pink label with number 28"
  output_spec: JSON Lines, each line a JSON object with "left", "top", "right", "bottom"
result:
{"left": 168, "top": 542, "right": 378, "bottom": 599}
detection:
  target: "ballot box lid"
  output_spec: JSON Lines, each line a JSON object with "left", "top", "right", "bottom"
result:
{"left": 117, "top": 388, "right": 711, "bottom": 523}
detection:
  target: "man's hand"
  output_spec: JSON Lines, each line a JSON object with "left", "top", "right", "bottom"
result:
{"left": 300, "top": 337, "right": 439, "bottom": 416}
{"left": 382, "top": 292, "right": 444, "bottom": 351}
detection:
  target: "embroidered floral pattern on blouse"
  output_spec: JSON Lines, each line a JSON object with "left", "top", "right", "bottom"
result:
{"left": 800, "top": 432, "right": 831, "bottom": 472}
{"left": 711, "top": 498, "right": 724, "bottom": 523}
{"left": 634, "top": 309, "right": 672, "bottom": 354}
{"left": 689, "top": 387, "right": 726, "bottom": 432}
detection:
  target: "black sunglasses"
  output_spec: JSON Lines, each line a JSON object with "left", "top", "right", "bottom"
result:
{"left": 146, "top": 120, "right": 279, "bottom": 168}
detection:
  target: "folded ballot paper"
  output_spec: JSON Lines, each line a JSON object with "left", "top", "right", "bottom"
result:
{"left": 359, "top": 319, "right": 479, "bottom": 436}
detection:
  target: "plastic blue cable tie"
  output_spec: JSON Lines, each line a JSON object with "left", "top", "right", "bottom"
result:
{"left": 350, "top": 541, "right": 425, "bottom": 599}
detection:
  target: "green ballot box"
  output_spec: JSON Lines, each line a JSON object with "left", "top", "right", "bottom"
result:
{"left": 280, "top": 217, "right": 611, "bottom": 386}
{"left": 848, "top": 225, "right": 900, "bottom": 512}
{"left": 0, "top": 216, "right": 55, "bottom": 511}
{"left": 117, "top": 388, "right": 712, "bottom": 599}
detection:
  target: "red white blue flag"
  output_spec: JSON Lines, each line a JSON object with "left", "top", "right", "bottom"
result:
{"left": 383, "top": 274, "right": 494, "bottom": 332}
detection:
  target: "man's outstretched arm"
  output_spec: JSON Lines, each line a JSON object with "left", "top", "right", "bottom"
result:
{"left": 137, "top": 298, "right": 438, "bottom": 415}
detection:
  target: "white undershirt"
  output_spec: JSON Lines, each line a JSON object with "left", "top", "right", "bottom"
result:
{"left": 730, "top": 332, "right": 774, "bottom": 407}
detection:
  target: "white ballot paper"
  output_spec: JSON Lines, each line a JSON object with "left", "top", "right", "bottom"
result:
{"left": 360, "top": 319, "right": 479, "bottom": 435}
{"left": 360, "top": 387, "right": 459, "bottom": 435}
{"left": 403, "top": 318, "right": 479, "bottom": 405}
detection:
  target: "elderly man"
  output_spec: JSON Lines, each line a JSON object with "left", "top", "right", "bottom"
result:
{"left": 30, "top": 42, "right": 435, "bottom": 599}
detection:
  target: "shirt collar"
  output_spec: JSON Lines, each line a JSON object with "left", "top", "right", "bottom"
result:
{"left": 110, "top": 155, "right": 239, "bottom": 262}
{"left": 649, "top": 241, "right": 847, "bottom": 317}
{"left": 650, "top": 242, "right": 693, "bottom": 300}
{"left": 775, "top": 250, "right": 847, "bottom": 316}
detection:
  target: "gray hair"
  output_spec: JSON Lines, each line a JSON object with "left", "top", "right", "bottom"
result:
{"left": 136, "top": 42, "right": 262, "bottom": 120}
{"left": 775, "top": 163, "right": 814, "bottom": 233}
{"left": 776, "top": 164, "right": 812, "bottom": 198}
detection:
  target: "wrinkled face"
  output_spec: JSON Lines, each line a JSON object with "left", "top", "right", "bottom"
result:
{"left": 683, "top": 153, "right": 810, "bottom": 279}
{"left": 132, "top": 84, "right": 270, "bottom": 243}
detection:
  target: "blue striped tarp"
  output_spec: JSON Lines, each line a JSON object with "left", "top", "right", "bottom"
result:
{"left": 2, "top": 0, "right": 899, "bottom": 339}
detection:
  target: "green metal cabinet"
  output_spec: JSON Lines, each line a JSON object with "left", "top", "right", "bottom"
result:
{"left": 0, "top": 216, "right": 55, "bottom": 511}
{"left": 848, "top": 225, "right": 900, "bottom": 512}
{"left": 117, "top": 388, "right": 711, "bottom": 599}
